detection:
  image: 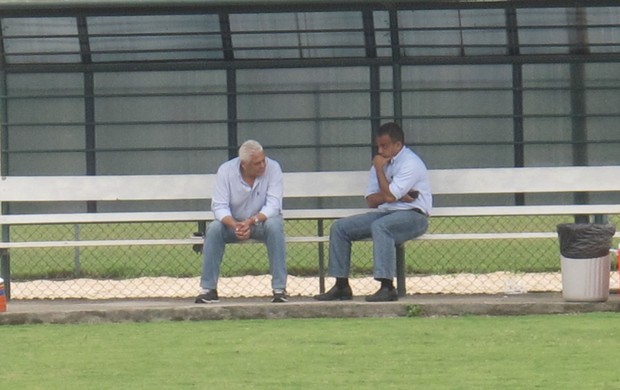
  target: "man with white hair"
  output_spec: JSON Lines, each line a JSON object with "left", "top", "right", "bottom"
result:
{"left": 196, "top": 140, "right": 288, "bottom": 303}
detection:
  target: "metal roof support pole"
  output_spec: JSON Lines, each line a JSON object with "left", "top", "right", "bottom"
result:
{"left": 388, "top": 8, "right": 402, "bottom": 126}
{"left": 568, "top": 7, "right": 590, "bottom": 223}
{"left": 0, "top": 18, "right": 10, "bottom": 299}
{"left": 220, "top": 12, "right": 238, "bottom": 160}
{"left": 78, "top": 16, "right": 97, "bottom": 216}
{"left": 363, "top": 9, "right": 381, "bottom": 151}
{"left": 226, "top": 69, "right": 238, "bottom": 160}
{"left": 569, "top": 7, "right": 589, "bottom": 168}
{"left": 506, "top": 7, "right": 525, "bottom": 206}
{"left": 0, "top": 22, "right": 5, "bottom": 178}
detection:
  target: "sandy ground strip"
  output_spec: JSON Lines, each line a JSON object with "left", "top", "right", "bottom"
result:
{"left": 10, "top": 272, "right": 620, "bottom": 300}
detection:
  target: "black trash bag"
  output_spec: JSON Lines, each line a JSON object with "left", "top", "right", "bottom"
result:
{"left": 556, "top": 223, "right": 616, "bottom": 259}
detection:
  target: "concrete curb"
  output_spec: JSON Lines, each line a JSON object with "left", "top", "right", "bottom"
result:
{"left": 1, "top": 293, "right": 619, "bottom": 325}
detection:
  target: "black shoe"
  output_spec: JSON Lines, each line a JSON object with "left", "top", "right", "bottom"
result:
{"left": 313, "top": 285, "right": 353, "bottom": 301}
{"left": 195, "top": 289, "right": 219, "bottom": 303}
{"left": 365, "top": 287, "right": 398, "bottom": 302}
{"left": 272, "top": 289, "right": 288, "bottom": 303}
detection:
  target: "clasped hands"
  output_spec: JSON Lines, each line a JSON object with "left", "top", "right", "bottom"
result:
{"left": 234, "top": 219, "right": 253, "bottom": 240}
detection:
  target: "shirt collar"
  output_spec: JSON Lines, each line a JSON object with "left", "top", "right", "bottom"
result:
{"left": 391, "top": 145, "right": 407, "bottom": 164}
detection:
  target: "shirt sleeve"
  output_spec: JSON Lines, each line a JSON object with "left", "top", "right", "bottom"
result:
{"left": 211, "top": 164, "right": 233, "bottom": 221}
{"left": 364, "top": 166, "right": 380, "bottom": 198}
{"left": 389, "top": 157, "right": 421, "bottom": 200}
{"left": 259, "top": 159, "right": 283, "bottom": 218}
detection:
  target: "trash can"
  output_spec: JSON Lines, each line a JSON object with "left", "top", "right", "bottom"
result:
{"left": 557, "top": 223, "right": 615, "bottom": 302}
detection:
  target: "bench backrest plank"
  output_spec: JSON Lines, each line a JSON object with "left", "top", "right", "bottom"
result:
{"left": 0, "top": 175, "right": 217, "bottom": 202}
{"left": 0, "top": 172, "right": 369, "bottom": 202}
{"left": 0, "top": 166, "right": 619, "bottom": 203}
{"left": 430, "top": 166, "right": 620, "bottom": 194}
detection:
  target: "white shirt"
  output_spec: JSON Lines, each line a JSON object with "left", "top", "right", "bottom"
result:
{"left": 365, "top": 146, "right": 433, "bottom": 215}
{"left": 211, "top": 157, "right": 283, "bottom": 221}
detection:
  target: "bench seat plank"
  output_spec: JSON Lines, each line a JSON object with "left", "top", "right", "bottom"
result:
{"left": 2, "top": 204, "right": 619, "bottom": 226}
{"left": 3, "top": 231, "right": 618, "bottom": 249}
{"left": 0, "top": 236, "right": 332, "bottom": 249}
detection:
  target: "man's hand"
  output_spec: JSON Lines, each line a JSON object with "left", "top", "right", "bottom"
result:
{"left": 234, "top": 220, "right": 252, "bottom": 241}
{"left": 366, "top": 155, "right": 395, "bottom": 208}
{"left": 372, "top": 154, "right": 390, "bottom": 171}
{"left": 400, "top": 190, "right": 419, "bottom": 203}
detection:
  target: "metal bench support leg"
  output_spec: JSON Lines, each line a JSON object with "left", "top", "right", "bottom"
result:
{"left": 1, "top": 249, "right": 10, "bottom": 300}
{"left": 318, "top": 219, "right": 325, "bottom": 293}
{"left": 396, "top": 243, "right": 406, "bottom": 297}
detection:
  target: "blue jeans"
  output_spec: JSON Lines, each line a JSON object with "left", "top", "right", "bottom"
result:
{"left": 200, "top": 215, "right": 287, "bottom": 291}
{"left": 328, "top": 210, "right": 428, "bottom": 280}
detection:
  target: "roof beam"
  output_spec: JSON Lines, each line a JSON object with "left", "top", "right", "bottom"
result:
{"left": 0, "top": 0, "right": 617, "bottom": 17}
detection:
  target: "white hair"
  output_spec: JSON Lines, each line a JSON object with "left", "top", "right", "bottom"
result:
{"left": 238, "top": 140, "right": 264, "bottom": 162}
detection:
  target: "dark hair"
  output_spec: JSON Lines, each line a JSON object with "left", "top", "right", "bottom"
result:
{"left": 376, "top": 122, "right": 404, "bottom": 144}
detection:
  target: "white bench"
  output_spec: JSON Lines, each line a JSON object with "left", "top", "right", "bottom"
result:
{"left": 1, "top": 166, "right": 620, "bottom": 297}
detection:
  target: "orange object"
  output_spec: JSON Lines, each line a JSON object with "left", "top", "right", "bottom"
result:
{"left": 617, "top": 251, "right": 620, "bottom": 294}
{"left": 0, "top": 277, "right": 6, "bottom": 312}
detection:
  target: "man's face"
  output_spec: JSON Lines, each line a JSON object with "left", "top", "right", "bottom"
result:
{"left": 241, "top": 151, "right": 266, "bottom": 178}
{"left": 375, "top": 134, "right": 402, "bottom": 159}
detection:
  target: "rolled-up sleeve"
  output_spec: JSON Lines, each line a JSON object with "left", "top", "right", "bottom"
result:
{"left": 211, "top": 166, "right": 233, "bottom": 221}
{"left": 259, "top": 160, "right": 283, "bottom": 218}
{"left": 389, "top": 162, "right": 417, "bottom": 200}
{"left": 364, "top": 166, "right": 379, "bottom": 198}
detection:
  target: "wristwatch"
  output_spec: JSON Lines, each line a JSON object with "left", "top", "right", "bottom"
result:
{"left": 253, "top": 216, "right": 260, "bottom": 225}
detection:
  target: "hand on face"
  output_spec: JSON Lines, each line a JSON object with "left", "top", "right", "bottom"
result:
{"left": 372, "top": 154, "right": 391, "bottom": 170}
{"left": 374, "top": 134, "right": 401, "bottom": 168}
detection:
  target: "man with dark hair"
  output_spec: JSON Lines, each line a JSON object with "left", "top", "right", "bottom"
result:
{"left": 315, "top": 122, "right": 432, "bottom": 302}
{"left": 196, "top": 140, "right": 288, "bottom": 304}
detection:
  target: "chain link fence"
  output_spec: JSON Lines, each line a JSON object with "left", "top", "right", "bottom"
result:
{"left": 6, "top": 214, "right": 620, "bottom": 300}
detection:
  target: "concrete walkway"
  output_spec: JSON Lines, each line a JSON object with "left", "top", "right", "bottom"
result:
{"left": 2, "top": 292, "right": 619, "bottom": 325}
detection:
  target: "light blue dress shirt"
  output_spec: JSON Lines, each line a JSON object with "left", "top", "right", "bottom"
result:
{"left": 365, "top": 146, "right": 433, "bottom": 215}
{"left": 211, "top": 157, "right": 283, "bottom": 222}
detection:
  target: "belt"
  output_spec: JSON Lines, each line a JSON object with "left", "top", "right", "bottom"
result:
{"left": 411, "top": 208, "right": 428, "bottom": 217}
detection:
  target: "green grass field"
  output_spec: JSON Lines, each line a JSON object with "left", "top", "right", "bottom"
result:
{"left": 7, "top": 215, "right": 619, "bottom": 281}
{"left": 1, "top": 313, "right": 619, "bottom": 389}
